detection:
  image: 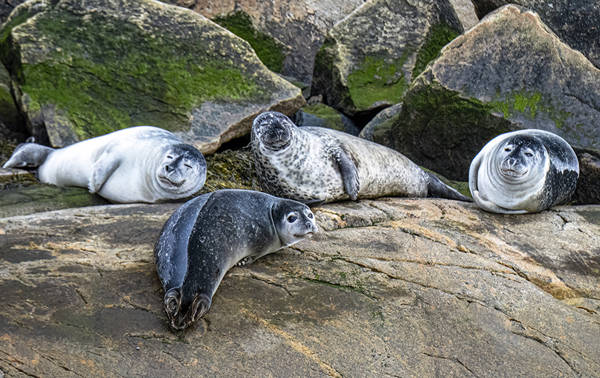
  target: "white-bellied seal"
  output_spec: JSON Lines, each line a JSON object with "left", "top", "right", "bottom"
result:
{"left": 154, "top": 189, "right": 318, "bottom": 330}
{"left": 2, "top": 126, "right": 207, "bottom": 203}
{"left": 251, "top": 111, "right": 469, "bottom": 203}
{"left": 468, "top": 129, "right": 579, "bottom": 214}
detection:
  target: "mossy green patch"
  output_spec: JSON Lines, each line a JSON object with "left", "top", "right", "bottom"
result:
{"left": 199, "top": 148, "right": 259, "bottom": 194}
{"left": 301, "top": 103, "right": 344, "bottom": 131}
{"left": 1, "top": 7, "right": 269, "bottom": 141}
{"left": 214, "top": 11, "right": 285, "bottom": 73}
{"left": 347, "top": 54, "right": 410, "bottom": 111}
{"left": 412, "top": 23, "right": 459, "bottom": 79}
{"left": 490, "top": 90, "right": 571, "bottom": 128}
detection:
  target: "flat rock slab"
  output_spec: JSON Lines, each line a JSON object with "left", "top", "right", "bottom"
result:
{"left": 0, "top": 199, "right": 599, "bottom": 376}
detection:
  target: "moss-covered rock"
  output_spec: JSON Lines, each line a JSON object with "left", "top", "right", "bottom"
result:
{"left": 163, "top": 0, "right": 364, "bottom": 85}
{"left": 377, "top": 5, "right": 600, "bottom": 181}
{"left": 0, "top": 0, "right": 304, "bottom": 152}
{"left": 200, "top": 148, "right": 260, "bottom": 193}
{"left": 294, "top": 103, "right": 359, "bottom": 135}
{"left": 359, "top": 103, "right": 403, "bottom": 143}
{"left": 310, "top": 0, "right": 477, "bottom": 116}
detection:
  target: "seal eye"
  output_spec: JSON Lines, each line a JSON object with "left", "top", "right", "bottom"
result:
{"left": 307, "top": 212, "right": 314, "bottom": 219}
{"left": 504, "top": 147, "right": 512, "bottom": 152}
{"left": 184, "top": 163, "right": 192, "bottom": 169}
{"left": 166, "top": 155, "right": 173, "bottom": 159}
{"left": 524, "top": 152, "right": 533, "bottom": 157}
{"left": 287, "top": 214, "right": 297, "bottom": 223}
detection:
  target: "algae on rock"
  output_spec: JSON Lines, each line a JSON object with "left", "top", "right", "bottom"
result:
{"left": 0, "top": 0, "right": 304, "bottom": 152}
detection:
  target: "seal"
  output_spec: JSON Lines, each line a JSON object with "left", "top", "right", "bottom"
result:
{"left": 468, "top": 129, "right": 579, "bottom": 214}
{"left": 154, "top": 189, "right": 318, "bottom": 330}
{"left": 2, "top": 126, "right": 207, "bottom": 203}
{"left": 251, "top": 111, "right": 469, "bottom": 203}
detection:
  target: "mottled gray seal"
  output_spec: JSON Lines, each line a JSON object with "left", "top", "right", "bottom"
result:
{"left": 154, "top": 189, "right": 318, "bottom": 330}
{"left": 251, "top": 111, "right": 469, "bottom": 203}
{"left": 469, "top": 129, "right": 579, "bottom": 214}
{"left": 2, "top": 126, "right": 207, "bottom": 203}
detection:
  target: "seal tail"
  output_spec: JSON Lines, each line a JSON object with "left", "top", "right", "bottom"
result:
{"left": 426, "top": 173, "right": 472, "bottom": 202}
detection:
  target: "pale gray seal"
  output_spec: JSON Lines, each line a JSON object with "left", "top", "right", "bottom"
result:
{"left": 2, "top": 126, "right": 207, "bottom": 203}
{"left": 469, "top": 129, "right": 579, "bottom": 214}
{"left": 154, "top": 189, "right": 318, "bottom": 330}
{"left": 251, "top": 111, "right": 469, "bottom": 203}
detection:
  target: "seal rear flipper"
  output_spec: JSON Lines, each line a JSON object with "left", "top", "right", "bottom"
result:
{"left": 89, "top": 153, "right": 121, "bottom": 193}
{"left": 426, "top": 172, "right": 471, "bottom": 202}
{"left": 333, "top": 148, "right": 360, "bottom": 200}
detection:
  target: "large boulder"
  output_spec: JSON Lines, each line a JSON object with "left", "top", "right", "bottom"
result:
{"left": 0, "top": 0, "right": 26, "bottom": 25}
{"left": 1, "top": 199, "right": 599, "bottom": 376}
{"left": 163, "top": 0, "right": 365, "bottom": 85}
{"left": 294, "top": 103, "right": 360, "bottom": 135}
{"left": 0, "top": 0, "right": 304, "bottom": 152}
{"left": 310, "top": 0, "right": 478, "bottom": 117}
{"left": 373, "top": 5, "right": 600, "bottom": 182}
{"left": 472, "top": 0, "right": 600, "bottom": 69}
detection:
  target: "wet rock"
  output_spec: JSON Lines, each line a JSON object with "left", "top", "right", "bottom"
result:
{"left": 163, "top": 0, "right": 365, "bottom": 85}
{"left": 0, "top": 0, "right": 304, "bottom": 153}
{"left": 311, "top": 0, "right": 477, "bottom": 116}
{"left": 377, "top": 5, "right": 600, "bottom": 180}
{"left": 472, "top": 0, "right": 600, "bottom": 69}
{"left": 294, "top": 104, "right": 359, "bottom": 135}
{"left": 0, "top": 199, "right": 598, "bottom": 376}
{"left": 574, "top": 149, "right": 600, "bottom": 205}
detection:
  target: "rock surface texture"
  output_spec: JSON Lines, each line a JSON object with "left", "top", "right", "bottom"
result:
{"left": 1, "top": 199, "right": 599, "bottom": 376}
{"left": 374, "top": 5, "right": 600, "bottom": 181}
{"left": 311, "top": 0, "right": 478, "bottom": 116}
{"left": 164, "top": 0, "right": 365, "bottom": 85}
{"left": 472, "top": 0, "right": 600, "bottom": 69}
{"left": 0, "top": 0, "right": 304, "bottom": 152}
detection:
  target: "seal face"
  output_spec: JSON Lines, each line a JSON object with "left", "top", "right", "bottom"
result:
{"left": 2, "top": 126, "right": 207, "bottom": 203}
{"left": 154, "top": 189, "right": 318, "bottom": 330}
{"left": 251, "top": 111, "right": 469, "bottom": 203}
{"left": 469, "top": 129, "right": 579, "bottom": 214}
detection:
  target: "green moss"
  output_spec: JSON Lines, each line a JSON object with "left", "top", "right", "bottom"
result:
{"left": 347, "top": 53, "right": 410, "bottom": 111}
{"left": 301, "top": 103, "right": 344, "bottom": 131}
{"left": 412, "top": 23, "right": 459, "bottom": 79}
{"left": 1, "top": 9, "right": 268, "bottom": 140}
{"left": 214, "top": 12, "right": 285, "bottom": 73}
{"left": 199, "top": 149, "right": 259, "bottom": 194}
{"left": 490, "top": 90, "right": 571, "bottom": 128}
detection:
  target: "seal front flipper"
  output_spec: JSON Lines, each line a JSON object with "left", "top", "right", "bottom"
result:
{"left": 88, "top": 152, "right": 121, "bottom": 193}
{"left": 333, "top": 147, "right": 360, "bottom": 200}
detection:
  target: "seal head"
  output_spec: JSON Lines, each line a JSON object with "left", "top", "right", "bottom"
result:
{"left": 2, "top": 137, "right": 54, "bottom": 169}
{"left": 253, "top": 111, "right": 294, "bottom": 151}
{"left": 155, "top": 143, "right": 207, "bottom": 197}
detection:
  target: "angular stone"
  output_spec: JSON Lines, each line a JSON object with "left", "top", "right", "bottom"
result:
{"left": 163, "top": 0, "right": 364, "bottom": 85}
{"left": 377, "top": 5, "right": 600, "bottom": 180}
{"left": 359, "top": 102, "right": 403, "bottom": 143}
{"left": 311, "top": 0, "right": 477, "bottom": 116}
{"left": 0, "top": 0, "right": 304, "bottom": 152}
{"left": 0, "top": 199, "right": 598, "bottom": 376}
{"left": 574, "top": 149, "right": 600, "bottom": 205}
{"left": 294, "top": 103, "right": 359, "bottom": 135}
{"left": 472, "top": 0, "right": 600, "bottom": 69}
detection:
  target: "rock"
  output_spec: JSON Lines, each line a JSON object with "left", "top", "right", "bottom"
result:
{"left": 311, "top": 0, "right": 478, "bottom": 117}
{"left": 163, "top": 0, "right": 365, "bottom": 85}
{"left": 200, "top": 148, "right": 260, "bottom": 194}
{"left": 359, "top": 103, "right": 403, "bottom": 143}
{"left": 0, "top": 64, "right": 21, "bottom": 132}
{"left": 574, "top": 149, "right": 600, "bottom": 205}
{"left": 1, "top": 199, "right": 599, "bottom": 376}
{"left": 0, "top": 0, "right": 25, "bottom": 25}
{"left": 472, "top": 0, "right": 600, "bottom": 69}
{"left": 0, "top": 0, "right": 304, "bottom": 153}
{"left": 377, "top": 5, "right": 600, "bottom": 181}
{"left": 294, "top": 103, "right": 359, "bottom": 135}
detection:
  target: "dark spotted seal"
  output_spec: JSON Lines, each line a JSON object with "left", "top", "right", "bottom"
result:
{"left": 2, "top": 126, "right": 207, "bottom": 203}
{"left": 469, "top": 129, "right": 579, "bottom": 214}
{"left": 251, "top": 111, "right": 469, "bottom": 203}
{"left": 154, "top": 189, "right": 318, "bottom": 330}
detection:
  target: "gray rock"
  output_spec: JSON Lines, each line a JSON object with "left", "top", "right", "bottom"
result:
{"left": 0, "top": 199, "right": 599, "bottom": 376}
{"left": 0, "top": 0, "right": 25, "bottom": 25}
{"left": 163, "top": 0, "right": 365, "bottom": 85}
{"left": 472, "top": 0, "right": 600, "bottom": 69}
{"left": 359, "top": 102, "right": 403, "bottom": 143}
{"left": 0, "top": 0, "right": 304, "bottom": 153}
{"left": 294, "top": 103, "right": 359, "bottom": 135}
{"left": 378, "top": 5, "right": 600, "bottom": 181}
{"left": 574, "top": 149, "right": 600, "bottom": 205}
{"left": 311, "top": 0, "right": 478, "bottom": 116}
